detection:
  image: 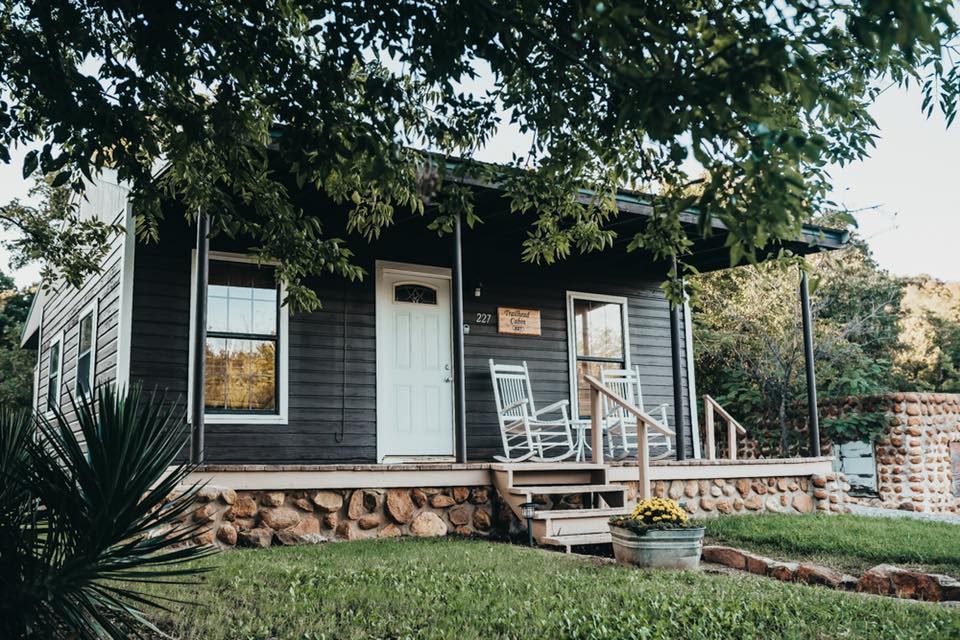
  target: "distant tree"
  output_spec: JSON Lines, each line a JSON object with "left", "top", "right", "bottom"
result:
{"left": 693, "top": 237, "right": 904, "bottom": 453}
{"left": 0, "top": 2, "right": 958, "bottom": 308}
{"left": 0, "top": 270, "right": 35, "bottom": 409}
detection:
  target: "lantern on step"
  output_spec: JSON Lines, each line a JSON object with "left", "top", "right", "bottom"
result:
{"left": 519, "top": 501, "right": 538, "bottom": 547}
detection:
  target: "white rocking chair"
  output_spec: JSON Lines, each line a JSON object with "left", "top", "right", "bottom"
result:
{"left": 489, "top": 359, "right": 576, "bottom": 462}
{"left": 600, "top": 366, "right": 674, "bottom": 460}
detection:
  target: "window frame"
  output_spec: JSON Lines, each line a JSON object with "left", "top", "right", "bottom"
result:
{"left": 74, "top": 301, "right": 98, "bottom": 399}
{"left": 565, "top": 291, "right": 632, "bottom": 420}
{"left": 46, "top": 331, "right": 64, "bottom": 415}
{"left": 188, "top": 251, "right": 289, "bottom": 425}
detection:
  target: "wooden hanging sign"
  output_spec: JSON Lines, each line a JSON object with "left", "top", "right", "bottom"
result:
{"left": 497, "top": 307, "right": 541, "bottom": 336}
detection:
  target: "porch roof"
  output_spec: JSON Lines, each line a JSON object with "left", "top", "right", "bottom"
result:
{"left": 435, "top": 156, "right": 849, "bottom": 274}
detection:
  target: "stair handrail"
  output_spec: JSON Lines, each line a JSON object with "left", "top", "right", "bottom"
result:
{"left": 584, "top": 375, "right": 674, "bottom": 500}
{"left": 702, "top": 394, "right": 747, "bottom": 461}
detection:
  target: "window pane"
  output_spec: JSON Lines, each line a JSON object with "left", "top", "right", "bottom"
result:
{"left": 79, "top": 313, "right": 94, "bottom": 352}
{"left": 204, "top": 337, "right": 276, "bottom": 412}
{"left": 574, "top": 300, "right": 624, "bottom": 359}
{"left": 208, "top": 261, "right": 277, "bottom": 335}
{"left": 576, "top": 361, "right": 624, "bottom": 419}
{"left": 76, "top": 352, "right": 91, "bottom": 396}
{"left": 394, "top": 284, "right": 437, "bottom": 305}
{"left": 48, "top": 342, "right": 60, "bottom": 375}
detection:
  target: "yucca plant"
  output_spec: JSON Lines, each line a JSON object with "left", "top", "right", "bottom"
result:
{"left": 0, "top": 385, "right": 214, "bottom": 639}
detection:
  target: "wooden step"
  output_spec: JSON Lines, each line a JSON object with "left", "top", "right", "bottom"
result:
{"left": 540, "top": 532, "right": 612, "bottom": 550}
{"left": 490, "top": 462, "right": 607, "bottom": 472}
{"left": 508, "top": 484, "right": 625, "bottom": 496}
{"left": 534, "top": 507, "right": 627, "bottom": 520}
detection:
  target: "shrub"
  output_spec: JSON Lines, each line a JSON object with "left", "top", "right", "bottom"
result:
{"left": 0, "top": 386, "right": 212, "bottom": 639}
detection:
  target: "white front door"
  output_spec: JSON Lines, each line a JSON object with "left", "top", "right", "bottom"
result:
{"left": 376, "top": 262, "right": 455, "bottom": 461}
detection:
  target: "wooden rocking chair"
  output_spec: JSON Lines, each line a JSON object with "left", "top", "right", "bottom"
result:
{"left": 488, "top": 359, "right": 576, "bottom": 462}
{"left": 600, "top": 366, "right": 674, "bottom": 460}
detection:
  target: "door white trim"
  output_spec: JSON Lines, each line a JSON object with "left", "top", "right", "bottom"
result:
{"left": 375, "top": 261, "right": 455, "bottom": 463}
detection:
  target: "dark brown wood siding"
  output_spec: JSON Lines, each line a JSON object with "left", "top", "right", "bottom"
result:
{"left": 130, "top": 213, "right": 693, "bottom": 464}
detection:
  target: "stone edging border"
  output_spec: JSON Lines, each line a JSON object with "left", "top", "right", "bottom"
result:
{"left": 703, "top": 546, "right": 960, "bottom": 603}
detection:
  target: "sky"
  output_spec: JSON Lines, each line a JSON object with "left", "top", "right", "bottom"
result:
{"left": 0, "top": 81, "right": 957, "bottom": 288}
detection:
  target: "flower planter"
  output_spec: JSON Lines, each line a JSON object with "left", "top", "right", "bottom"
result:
{"left": 609, "top": 525, "right": 705, "bottom": 570}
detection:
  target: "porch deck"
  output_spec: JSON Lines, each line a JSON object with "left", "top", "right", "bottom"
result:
{"left": 187, "top": 456, "right": 835, "bottom": 489}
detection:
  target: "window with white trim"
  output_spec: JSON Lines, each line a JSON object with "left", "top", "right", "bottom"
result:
{"left": 204, "top": 259, "right": 281, "bottom": 414}
{"left": 46, "top": 334, "right": 63, "bottom": 413}
{"left": 75, "top": 305, "right": 97, "bottom": 398}
{"left": 567, "top": 293, "right": 630, "bottom": 419}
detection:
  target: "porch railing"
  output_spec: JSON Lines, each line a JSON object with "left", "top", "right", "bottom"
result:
{"left": 703, "top": 395, "right": 747, "bottom": 461}
{"left": 584, "top": 375, "right": 675, "bottom": 500}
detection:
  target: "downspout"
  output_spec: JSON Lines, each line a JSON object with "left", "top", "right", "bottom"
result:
{"left": 800, "top": 269, "right": 821, "bottom": 457}
{"left": 190, "top": 214, "right": 209, "bottom": 464}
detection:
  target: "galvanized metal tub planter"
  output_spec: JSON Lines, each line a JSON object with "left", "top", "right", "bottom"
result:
{"left": 609, "top": 525, "right": 706, "bottom": 570}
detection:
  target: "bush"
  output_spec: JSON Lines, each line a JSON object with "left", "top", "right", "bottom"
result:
{"left": 0, "top": 386, "right": 212, "bottom": 639}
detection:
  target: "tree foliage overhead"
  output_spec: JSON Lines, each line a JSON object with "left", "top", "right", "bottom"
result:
{"left": 1, "top": 1, "right": 958, "bottom": 308}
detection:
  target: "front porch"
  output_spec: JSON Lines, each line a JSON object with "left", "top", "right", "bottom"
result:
{"left": 187, "top": 455, "right": 848, "bottom": 551}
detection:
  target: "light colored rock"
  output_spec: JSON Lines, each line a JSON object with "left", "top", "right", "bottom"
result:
{"left": 684, "top": 480, "right": 698, "bottom": 498}
{"left": 262, "top": 491, "right": 285, "bottom": 507}
{"left": 668, "top": 481, "right": 684, "bottom": 499}
{"left": 276, "top": 518, "right": 324, "bottom": 545}
{"left": 378, "top": 523, "right": 402, "bottom": 538}
{"left": 744, "top": 495, "right": 762, "bottom": 510}
{"left": 195, "top": 529, "right": 216, "bottom": 545}
{"left": 347, "top": 490, "right": 367, "bottom": 519}
{"left": 229, "top": 495, "right": 258, "bottom": 518}
{"left": 216, "top": 523, "right": 237, "bottom": 545}
{"left": 311, "top": 490, "right": 344, "bottom": 513}
{"left": 358, "top": 514, "right": 381, "bottom": 530}
{"left": 716, "top": 499, "right": 732, "bottom": 514}
{"left": 699, "top": 497, "right": 716, "bottom": 511}
{"left": 386, "top": 488, "right": 416, "bottom": 524}
{"left": 792, "top": 493, "right": 814, "bottom": 514}
{"left": 196, "top": 486, "right": 221, "bottom": 502}
{"left": 192, "top": 502, "right": 218, "bottom": 523}
{"left": 430, "top": 494, "right": 456, "bottom": 508}
{"left": 259, "top": 507, "right": 301, "bottom": 530}
{"left": 238, "top": 527, "right": 274, "bottom": 548}
{"left": 452, "top": 487, "right": 470, "bottom": 503}
{"left": 735, "top": 479, "right": 751, "bottom": 497}
{"left": 294, "top": 498, "right": 314, "bottom": 512}
{"left": 221, "top": 488, "right": 237, "bottom": 505}
{"left": 323, "top": 513, "right": 339, "bottom": 529}
{"left": 411, "top": 511, "right": 448, "bottom": 537}
{"left": 710, "top": 486, "right": 722, "bottom": 497}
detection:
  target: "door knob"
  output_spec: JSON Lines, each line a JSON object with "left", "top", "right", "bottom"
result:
{"left": 443, "top": 377, "right": 452, "bottom": 383}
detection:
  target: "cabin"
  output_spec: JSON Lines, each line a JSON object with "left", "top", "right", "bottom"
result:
{"left": 20, "top": 166, "right": 852, "bottom": 550}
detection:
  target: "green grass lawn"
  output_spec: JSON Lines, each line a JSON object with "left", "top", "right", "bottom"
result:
{"left": 703, "top": 513, "right": 960, "bottom": 577}
{"left": 140, "top": 538, "right": 959, "bottom": 640}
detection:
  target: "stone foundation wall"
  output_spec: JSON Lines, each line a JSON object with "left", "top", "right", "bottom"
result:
{"left": 184, "top": 471, "right": 850, "bottom": 548}
{"left": 822, "top": 393, "right": 960, "bottom": 513}
{"left": 187, "top": 485, "right": 502, "bottom": 548}
{"left": 630, "top": 473, "right": 849, "bottom": 518}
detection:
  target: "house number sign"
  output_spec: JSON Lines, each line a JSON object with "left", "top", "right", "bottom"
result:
{"left": 497, "top": 307, "right": 541, "bottom": 336}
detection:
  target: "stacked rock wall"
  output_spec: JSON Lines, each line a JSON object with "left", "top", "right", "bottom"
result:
{"left": 630, "top": 473, "right": 848, "bottom": 518}
{"left": 187, "top": 485, "right": 500, "bottom": 549}
{"left": 184, "top": 471, "right": 849, "bottom": 548}
{"left": 821, "top": 392, "right": 960, "bottom": 513}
